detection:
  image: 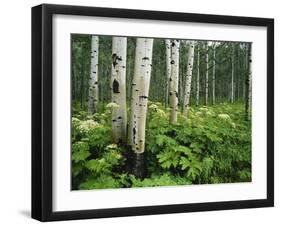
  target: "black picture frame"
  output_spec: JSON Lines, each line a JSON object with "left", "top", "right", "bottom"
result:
{"left": 32, "top": 3, "right": 274, "bottom": 222}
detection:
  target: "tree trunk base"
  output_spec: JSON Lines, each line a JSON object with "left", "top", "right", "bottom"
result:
{"left": 132, "top": 152, "right": 145, "bottom": 179}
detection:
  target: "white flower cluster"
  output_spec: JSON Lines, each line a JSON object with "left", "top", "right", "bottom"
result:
{"left": 148, "top": 104, "right": 158, "bottom": 110}
{"left": 106, "top": 144, "right": 117, "bottom": 149}
{"left": 218, "top": 113, "right": 231, "bottom": 120}
{"left": 78, "top": 120, "right": 99, "bottom": 133}
{"left": 106, "top": 102, "right": 120, "bottom": 109}
{"left": 157, "top": 109, "right": 167, "bottom": 118}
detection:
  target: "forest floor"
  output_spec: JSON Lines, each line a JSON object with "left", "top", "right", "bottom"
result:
{"left": 71, "top": 102, "right": 251, "bottom": 190}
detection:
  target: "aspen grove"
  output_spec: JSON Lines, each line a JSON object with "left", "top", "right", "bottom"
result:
{"left": 71, "top": 34, "right": 252, "bottom": 190}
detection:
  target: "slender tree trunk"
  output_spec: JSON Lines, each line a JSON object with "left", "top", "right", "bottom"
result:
{"left": 169, "top": 40, "right": 180, "bottom": 123}
{"left": 231, "top": 44, "right": 235, "bottom": 104}
{"left": 111, "top": 37, "right": 127, "bottom": 144}
{"left": 196, "top": 45, "right": 200, "bottom": 106}
{"left": 88, "top": 36, "right": 99, "bottom": 114}
{"left": 212, "top": 46, "right": 216, "bottom": 105}
{"left": 243, "top": 44, "right": 248, "bottom": 101}
{"left": 165, "top": 39, "right": 171, "bottom": 108}
{"left": 129, "top": 38, "right": 154, "bottom": 178}
{"left": 80, "top": 47, "right": 85, "bottom": 109}
{"left": 205, "top": 43, "right": 209, "bottom": 105}
{"left": 236, "top": 47, "right": 240, "bottom": 101}
{"left": 245, "top": 44, "right": 252, "bottom": 120}
{"left": 183, "top": 41, "right": 195, "bottom": 115}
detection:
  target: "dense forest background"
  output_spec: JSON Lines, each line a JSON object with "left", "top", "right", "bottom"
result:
{"left": 72, "top": 35, "right": 249, "bottom": 109}
{"left": 71, "top": 34, "right": 252, "bottom": 190}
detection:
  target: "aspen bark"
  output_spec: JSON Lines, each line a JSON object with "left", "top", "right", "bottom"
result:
{"left": 129, "top": 38, "right": 154, "bottom": 178}
{"left": 169, "top": 40, "right": 180, "bottom": 123}
{"left": 88, "top": 36, "right": 99, "bottom": 114}
{"left": 212, "top": 46, "right": 216, "bottom": 105}
{"left": 165, "top": 39, "right": 171, "bottom": 108}
{"left": 183, "top": 41, "right": 195, "bottom": 115}
{"left": 231, "top": 44, "right": 235, "bottom": 104}
{"left": 205, "top": 43, "right": 209, "bottom": 105}
{"left": 243, "top": 44, "right": 248, "bottom": 101}
{"left": 245, "top": 43, "right": 252, "bottom": 120}
{"left": 111, "top": 37, "right": 127, "bottom": 144}
{"left": 196, "top": 45, "right": 200, "bottom": 106}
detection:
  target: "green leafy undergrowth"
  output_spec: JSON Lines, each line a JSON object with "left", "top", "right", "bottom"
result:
{"left": 72, "top": 102, "right": 251, "bottom": 190}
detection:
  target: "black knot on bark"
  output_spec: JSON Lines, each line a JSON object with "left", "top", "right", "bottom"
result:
{"left": 113, "top": 79, "right": 120, "bottom": 93}
{"left": 133, "top": 127, "right": 136, "bottom": 136}
{"left": 112, "top": 54, "right": 123, "bottom": 68}
{"left": 171, "top": 60, "right": 175, "bottom": 64}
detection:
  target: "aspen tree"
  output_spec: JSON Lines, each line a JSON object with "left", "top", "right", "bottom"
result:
{"left": 245, "top": 43, "right": 252, "bottom": 120}
{"left": 183, "top": 41, "right": 195, "bottom": 115}
{"left": 111, "top": 37, "right": 127, "bottom": 144}
{"left": 196, "top": 44, "right": 200, "bottom": 106}
{"left": 88, "top": 36, "right": 99, "bottom": 114}
{"left": 205, "top": 43, "right": 209, "bottom": 105}
{"left": 169, "top": 40, "right": 180, "bottom": 123}
{"left": 165, "top": 39, "right": 172, "bottom": 107}
{"left": 231, "top": 43, "right": 235, "bottom": 104}
{"left": 212, "top": 44, "right": 216, "bottom": 105}
{"left": 129, "top": 38, "right": 154, "bottom": 178}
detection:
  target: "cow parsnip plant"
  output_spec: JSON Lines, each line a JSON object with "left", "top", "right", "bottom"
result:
{"left": 71, "top": 102, "right": 251, "bottom": 190}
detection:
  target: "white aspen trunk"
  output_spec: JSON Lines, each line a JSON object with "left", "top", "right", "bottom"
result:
{"left": 111, "top": 37, "right": 127, "bottom": 144}
{"left": 248, "top": 44, "right": 252, "bottom": 115}
{"left": 243, "top": 44, "right": 248, "bottom": 101}
{"left": 169, "top": 40, "right": 180, "bottom": 123}
{"left": 165, "top": 39, "right": 171, "bottom": 108}
{"left": 237, "top": 47, "right": 240, "bottom": 101}
{"left": 128, "top": 40, "right": 141, "bottom": 148}
{"left": 247, "top": 44, "right": 252, "bottom": 120}
{"left": 129, "top": 38, "right": 154, "bottom": 178}
{"left": 88, "top": 36, "right": 99, "bottom": 114}
{"left": 183, "top": 41, "right": 195, "bottom": 115}
{"left": 129, "top": 38, "right": 153, "bottom": 153}
{"left": 212, "top": 46, "right": 216, "bottom": 105}
{"left": 231, "top": 44, "right": 235, "bottom": 104}
{"left": 196, "top": 45, "right": 200, "bottom": 106}
{"left": 205, "top": 44, "right": 209, "bottom": 105}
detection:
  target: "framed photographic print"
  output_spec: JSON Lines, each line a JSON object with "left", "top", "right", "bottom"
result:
{"left": 32, "top": 4, "right": 274, "bottom": 221}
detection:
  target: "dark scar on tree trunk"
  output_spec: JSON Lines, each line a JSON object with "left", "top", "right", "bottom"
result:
{"left": 112, "top": 53, "right": 123, "bottom": 68}
{"left": 113, "top": 79, "right": 120, "bottom": 93}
